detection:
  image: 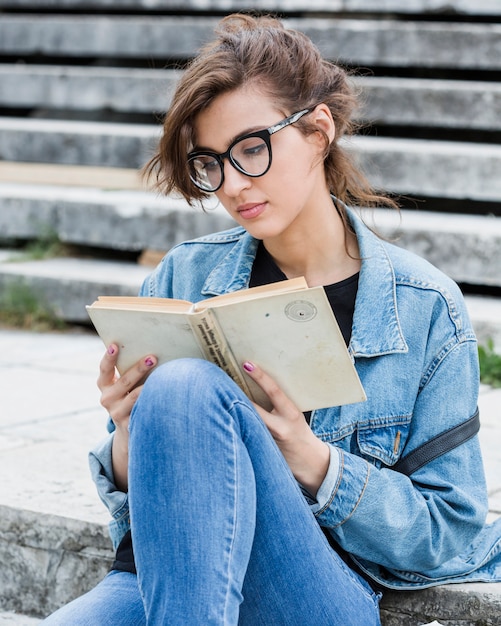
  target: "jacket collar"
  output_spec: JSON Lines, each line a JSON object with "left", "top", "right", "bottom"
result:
{"left": 200, "top": 229, "right": 258, "bottom": 295}
{"left": 200, "top": 204, "right": 407, "bottom": 357}
{"left": 347, "top": 207, "right": 408, "bottom": 357}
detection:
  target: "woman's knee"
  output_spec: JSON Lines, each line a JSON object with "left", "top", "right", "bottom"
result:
{"left": 130, "top": 358, "right": 246, "bottom": 439}
{"left": 144, "top": 358, "right": 224, "bottom": 395}
{"left": 140, "top": 358, "right": 245, "bottom": 412}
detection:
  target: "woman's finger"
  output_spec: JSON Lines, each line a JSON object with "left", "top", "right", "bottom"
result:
{"left": 97, "top": 343, "right": 120, "bottom": 390}
{"left": 98, "top": 347, "right": 157, "bottom": 421}
{"left": 243, "top": 360, "right": 296, "bottom": 414}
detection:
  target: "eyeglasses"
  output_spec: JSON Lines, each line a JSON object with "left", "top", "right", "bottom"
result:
{"left": 187, "top": 108, "right": 313, "bottom": 192}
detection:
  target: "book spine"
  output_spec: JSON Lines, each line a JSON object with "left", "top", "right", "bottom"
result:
{"left": 191, "top": 310, "right": 252, "bottom": 398}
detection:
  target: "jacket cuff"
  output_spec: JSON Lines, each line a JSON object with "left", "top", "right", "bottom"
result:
{"left": 309, "top": 444, "right": 341, "bottom": 514}
{"left": 313, "top": 447, "right": 371, "bottom": 526}
{"left": 88, "top": 433, "right": 130, "bottom": 549}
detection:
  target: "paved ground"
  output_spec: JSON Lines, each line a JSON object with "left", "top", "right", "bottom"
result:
{"left": 1, "top": 324, "right": 499, "bottom": 526}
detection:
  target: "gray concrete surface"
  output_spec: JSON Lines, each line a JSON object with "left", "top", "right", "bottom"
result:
{"left": 2, "top": 119, "right": 501, "bottom": 202}
{"left": 0, "top": 256, "right": 151, "bottom": 322}
{"left": 0, "top": 118, "right": 159, "bottom": 169}
{"left": 2, "top": 65, "right": 501, "bottom": 132}
{"left": 1, "top": 251, "right": 501, "bottom": 330}
{"left": 356, "top": 76, "right": 501, "bottom": 131}
{"left": 350, "top": 136, "right": 501, "bottom": 203}
{"left": 0, "top": 183, "right": 235, "bottom": 252}
{"left": 0, "top": 612, "right": 39, "bottom": 625}
{"left": 0, "top": 0, "right": 500, "bottom": 14}
{"left": 361, "top": 208, "right": 501, "bottom": 289}
{"left": 0, "top": 329, "right": 113, "bottom": 618}
{"left": 1, "top": 184, "right": 500, "bottom": 290}
{"left": 1, "top": 15, "right": 501, "bottom": 70}
{"left": 0, "top": 0, "right": 499, "bottom": 15}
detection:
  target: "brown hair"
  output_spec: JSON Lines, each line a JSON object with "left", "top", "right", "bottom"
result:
{"left": 146, "top": 13, "right": 397, "bottom": 216}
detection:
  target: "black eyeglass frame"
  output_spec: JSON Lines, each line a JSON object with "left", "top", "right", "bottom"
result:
{"left": 187, "top": 107, "right": 313, "bottom": 192}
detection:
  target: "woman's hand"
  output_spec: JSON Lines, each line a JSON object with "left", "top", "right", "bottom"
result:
{"left": 243, "top": 361, "right": 330, "bottom": 497}
{"left": 97, "top": 344, "right": 157, "bottom": 491}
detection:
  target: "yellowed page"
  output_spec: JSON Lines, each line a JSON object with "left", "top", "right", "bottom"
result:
{"left": 211, "top": 286, "right": 366, "bottom": 412}
{"left": 86, "top": 307, "right": 203, "bottom": 374}
{"left": 89, "top": 296, "right": 192, "bottom": 313}
{"left": 191, "top": 277, "right": 308, "bottom": 312}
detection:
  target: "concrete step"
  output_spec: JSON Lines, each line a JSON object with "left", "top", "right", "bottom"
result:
{"left": 1, "top": 250, "right": 500, "bottom": 348}
{"left": 0, "top": 64, "right": 181, "bottom": 117}
{"left": 0, "top": 612, "right": 40, "bottom": 625}
{"left": 1, "top": 119, "right": 501, "bottom": 203}
{"left": 1, "top": 15, "right": 501, "bottom": 70}
{"left": 1, "top": 180, "right": 499, "bottom": 289}
{"left": 0, "top": 327, "right": 499, "bottom": 622}
{"left": 0, "top": 0, "right": 500, "bottom": 15}
{"left": 360, "top": 208, "right": 501, "bottom": 289}
{"left": 0, "top": 181, "right": 235, "bottom": 252}
{"left": 2, "top": 65, "right": 501, "bottom": 132}
{"left": 349, "top": 135, "right": 501, "bottom": 203}
{"left": 1, "top": 0, "right": 500, "bottom": 15}
{"left": 356, "top": 76, "right": 501, "bottom": 131}
{"left": 0, "top": 255, "right": 150, "bottom": 323}
{"left": 462, "top": 295, "right": 501, "bottom": 351}
{"left": 0, "top": 117, "right": 159, "bottom": 169}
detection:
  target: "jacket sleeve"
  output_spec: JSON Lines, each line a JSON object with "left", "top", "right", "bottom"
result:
{"left": 86, "top": 258, "right": 165, "bottom": 549}
{"left": 86, "top": 259, "right": 171, "bottom": 549}
{"left": 88, "top": 426, "right": 131, "bottom": 550}
{"left": 313, "top": 337, "right": 488, "bottom": 572}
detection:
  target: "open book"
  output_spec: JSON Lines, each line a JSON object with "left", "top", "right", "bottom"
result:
{"left": 86, "top": 277, "right": 366, "bottom": 412}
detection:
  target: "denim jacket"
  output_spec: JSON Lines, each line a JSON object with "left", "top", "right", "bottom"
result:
{"left": 89, "top": 205, "right": 501, "bottom": 590}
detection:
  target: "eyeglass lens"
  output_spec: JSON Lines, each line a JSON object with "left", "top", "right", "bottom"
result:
{"left": 190, "top": 135, "right": 270, "bottom": 192}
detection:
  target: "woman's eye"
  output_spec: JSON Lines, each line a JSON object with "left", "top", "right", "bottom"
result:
{"left": 202, "top": 159, "right": 219, "bottom": 172}
{"left": 243, "top": 142, "right": 267, "bottom": 157}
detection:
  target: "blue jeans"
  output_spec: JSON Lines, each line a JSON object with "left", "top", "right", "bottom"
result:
{"left": 43, "top": 359, "right": 381, "bottom": 625}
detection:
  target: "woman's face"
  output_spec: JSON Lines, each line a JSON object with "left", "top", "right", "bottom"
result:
{"left": 192, "top": 86, "right": 332, "bottom": 243}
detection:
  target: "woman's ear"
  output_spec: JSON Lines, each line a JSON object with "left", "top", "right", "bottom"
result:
{"left": 311, "top": 103, "right": 335, "bottom": 145}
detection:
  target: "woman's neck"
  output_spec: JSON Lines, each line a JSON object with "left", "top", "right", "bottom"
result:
{"left": 262, "top": 204, "right": 360, "bottom": 288}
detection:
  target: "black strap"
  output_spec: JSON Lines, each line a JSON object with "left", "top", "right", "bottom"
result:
{"left": 392, "top": 408, "right": 480, "bottom": 476}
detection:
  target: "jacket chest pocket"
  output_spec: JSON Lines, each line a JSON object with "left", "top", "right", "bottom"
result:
{"left": 356, "top": 416, "right": 412, "bottom": 468}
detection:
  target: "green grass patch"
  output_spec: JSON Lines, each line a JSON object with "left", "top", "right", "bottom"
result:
{"left": 19, "top": 229, "right": 66, "bottom": 261}
{"left": 478, "top": 339, "right": 501, "bottom": 388}
{"left": 0, "top": 282, "right": 65, "bottom": 331}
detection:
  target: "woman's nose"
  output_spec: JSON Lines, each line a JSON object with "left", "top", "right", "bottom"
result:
{"left": 221, "top": 160, "right": 251, "bottom": 196}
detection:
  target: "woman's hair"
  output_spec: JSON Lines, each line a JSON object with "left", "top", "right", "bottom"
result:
{"left": 146, "top": 13, "right": 397, "bottom": 214}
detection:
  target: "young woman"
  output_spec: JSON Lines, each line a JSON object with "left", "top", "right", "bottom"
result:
{"left": 43, "top": 13, "right": 501, "bottom": 625}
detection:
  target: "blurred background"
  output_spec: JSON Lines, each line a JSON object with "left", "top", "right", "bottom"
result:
{"left": 0, "top": 0, "right": 500, "bottom": 347}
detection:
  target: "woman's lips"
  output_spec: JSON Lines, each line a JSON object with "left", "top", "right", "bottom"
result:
{"left": 237, "top": 202, "right": 266, "bottom": 220}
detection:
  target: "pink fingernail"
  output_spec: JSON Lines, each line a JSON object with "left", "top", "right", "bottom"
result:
{"left": 107, "top": 345, "right": 116, "bottom": 355}
{"left": 145, "top": 357, "right": 155, "bottom": 367}
{"left": 243, "top": 361, "right": 254, "bottom": 372}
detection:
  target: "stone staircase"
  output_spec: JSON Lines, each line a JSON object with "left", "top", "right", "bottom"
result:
{"left": 0, "top": 0, "right": 500, "bottom": 345}
{"left": 0, "top": 0, "right": 500, "bottom": 623}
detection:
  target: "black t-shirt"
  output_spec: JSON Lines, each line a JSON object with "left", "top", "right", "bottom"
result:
{"left": 250, "top": 241, "right": 358, "bottom": 346}
{"left": 111, "top": 241, "right": 359, "bottom": 574}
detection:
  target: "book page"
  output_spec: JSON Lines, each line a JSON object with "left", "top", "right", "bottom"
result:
{"left": 191, "top": 276, "right": 308, "bottom": 312}
{"left": 210, "top": 286, "right": 366, "bottom": 412}
{"left": 89, "top": 296, "right": 193, "bottom": 313}
{"left": 191, "top": 310, "right": 252, "bottom": 398}
{"left": 86, "top": 307, "right": 204, "bottom": 374}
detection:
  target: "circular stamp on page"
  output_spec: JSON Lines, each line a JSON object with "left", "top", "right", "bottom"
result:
{"left": 284, "top": 300, "right": 317, "bottom": 322}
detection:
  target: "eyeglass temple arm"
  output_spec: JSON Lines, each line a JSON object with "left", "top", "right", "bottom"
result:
{"left": 267, "top": 108, "right": 312, "bottom": 135}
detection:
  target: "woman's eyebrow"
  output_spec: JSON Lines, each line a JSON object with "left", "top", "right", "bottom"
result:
{"left": 228, "top": 124, "right": 264, "bottom": 144}
{"left": 195, "top": 124, "right": 266, "bottom": 153}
